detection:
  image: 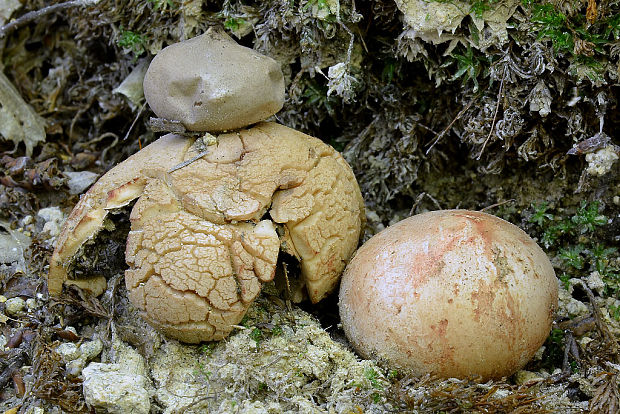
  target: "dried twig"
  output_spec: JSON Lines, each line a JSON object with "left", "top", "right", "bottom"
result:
{"left": 122, "top": 101, "right": 148, "bottom": 141}
{"left": 480, "top": 199, "right": 515, "bottom": 212}
{"left": 476, "top": 66, "right": 506, "bottom": 160}
{"left": 426, "top": 96, "right": 477, "bottom": 155}
{"left": 409, "top": 192, "right": 442, "bottom": 216}
{"left": 579, "top": 280, "right": 620, "bottom": 362}
{"left": 0, "top": 0, "right": 99, "bottom": 38}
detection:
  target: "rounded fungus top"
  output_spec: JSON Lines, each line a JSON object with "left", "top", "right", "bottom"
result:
{"left": 143, "top": 30, "right": 285, "bottom": 132}
{"left": 339, "top": 210, "right": 558, "bottom": 379}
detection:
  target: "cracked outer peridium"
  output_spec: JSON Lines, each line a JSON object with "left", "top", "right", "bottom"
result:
{"left": 48, "top": 122, "right": 365, "bottom": 343}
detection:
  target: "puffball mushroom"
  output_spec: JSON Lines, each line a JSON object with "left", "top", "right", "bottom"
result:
{"left": 143, "top": 29, "right": 285, "bottom": 132}
{"left": 49, "top": 123, "right": 364, "bottom": 343}
{"left": 339, "top": 210, "right": 558, "bottom": 379}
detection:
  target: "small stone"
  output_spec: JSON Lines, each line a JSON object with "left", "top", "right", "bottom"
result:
{"left": 64, "top": 171, "right": 100, "bottom": 195}
{"left": 56, "top": 342, "right": 81, "bottom": 362}
{"left": 66, "top": 357, "right": 87, "bottom": 377}
{"left": 82, "top": 362, "right": 151, "bottom": 414}
{"left": 26, "top": 298, "right": 37, "bottom": 310}
{"left": 0, "top": 334, "right": 7, "bottom": 349}
{"left": 37, "top": 207, "right": 65, "bottom": 237}
{"left": 5, "top": 297, "right": 26, "bottom": 316}
{"left": 514, "top": 370, "right": 544, "bottom": 385}
{"left": 0, "top": 295, "right": 6, "bottom": 303}
{"left": 586, "top": 271, "right": 606, "bottom": 295}
{"left": 80, "top": 338, "right": 103, "bottom": 360}
{"left": 143, "top": 29, "right": 284, "bottom": 132}
{"left": 585, "top": 146, "right": 619, "bottom": 176}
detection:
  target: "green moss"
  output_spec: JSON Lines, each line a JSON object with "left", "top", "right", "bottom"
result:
{"left": 525, "top": 201, "right": 618, "bottom": 294}
{"left": 529, "top": 202, "right": 554, "bottom": 227}
{"left": 448, "top": 45, "right": 493, "bottom": 92}
{"left": 117, "top": 29, "right": 146, "bottom": 56}
{"left": 223, "top": 17, "right": 247, "bottom": 32}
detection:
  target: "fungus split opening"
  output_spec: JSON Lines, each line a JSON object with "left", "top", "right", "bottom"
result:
{"left": 49, "top": 123, "right": 365, "bottom": 343}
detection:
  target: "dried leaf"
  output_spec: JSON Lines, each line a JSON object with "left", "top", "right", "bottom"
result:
{"left": 112, "top": 58, "right": 149, "bottom": 108}
{"left": 586, "top": 0, "right": 597, "bottom": 24}
{"left": 0, "top": 71, "right": 46, "bottom": 156}
{"left": 590, "top": 373, "right": 620, "bottom": 414}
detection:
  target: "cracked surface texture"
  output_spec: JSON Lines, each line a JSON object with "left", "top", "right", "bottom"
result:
{"left": 49, "top": 122, "right": 364, "bottom": 342}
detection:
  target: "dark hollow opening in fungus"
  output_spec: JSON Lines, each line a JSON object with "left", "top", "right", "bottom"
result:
{"left": 297, "top": 285, "right": 343, "bottom": 336}
{"left": 273, "top": 250, "right": 302, "bottom": 298}
{"left": 69, "top": 203, "right": 133, "bottom": 282}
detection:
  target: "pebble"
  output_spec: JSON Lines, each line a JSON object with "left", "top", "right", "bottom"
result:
{"left": 66, "top": 358, "right": 87, "bottom": 377}
{"left": 56, "top": 342, "right": 80, "bottom": 362}
{"left": 82, "top": 363, "right": 151, "bottom": 414}
{"left": 37, "top": 206, "right": 65, "bottom": 237}
{"left": 514, "top": 370, "right": 544, "bottom": 385}
{"left": 26, "top": 298, "right": 38, "bottom": 310}
{"left": 80, "top": 338, "right": 104, "bottom": 360}
{"left": 5, "top": 297, "right": 26, "bottom": 316}
{"left": 64, "top": 170, "right": 99, "bottom": 195}
{"left": 57, "top": 338, "right": 104, "bottom": 377}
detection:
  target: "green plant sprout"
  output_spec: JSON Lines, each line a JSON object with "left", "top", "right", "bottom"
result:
{"left": 224, "top": 17, "right": 247, "bottom": 32}
{"left": 250, "top": 327, "right": 263, "bottom": 344}
{"left": 559, "top": 245, "right": 585, "bottom": 270}
{"left": 529, "top": 202, "right": 554, "bottom": 227}
{"left": 362, "top": 367, "right": 385, "bottom": 403}
{"left": 198, "top": 342, "right": 216, "bottom": 356}
{"left": 558, "top": 273, "right": 571, "bottom": 290}
{"left": 117, "top": 29, "right": 146, "bottom": 56}
{"left": 525, "top": 201, "right": 617, "bottom": 294}
{"left": 571, "top": 201, "right": 607, "bottom": 233}
{"left": 469, "top": 0, "right": 499, "bottom": 19}
{"left": 531, "top": 4, "right": 573, "bottom": 54}
{"left": 448, "top": 45, "right": 491, "bottom": 92}
{"left": 609, "top": 304, "right": 620, "bottom": 321}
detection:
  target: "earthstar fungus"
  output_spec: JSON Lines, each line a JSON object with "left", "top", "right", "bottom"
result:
{"left": 48, "top": 31, "right": 364, "bottom": 343}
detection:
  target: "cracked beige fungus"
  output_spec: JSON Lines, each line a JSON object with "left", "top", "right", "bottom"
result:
{"left": 49, "top": 122, "right": 364, "bottom": 342}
